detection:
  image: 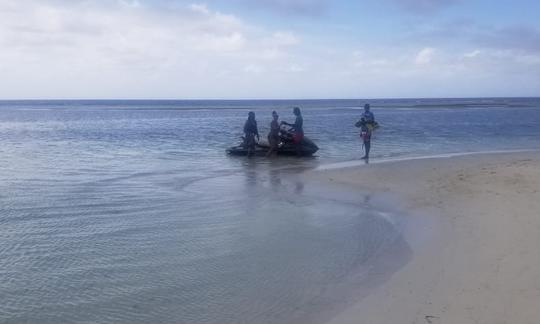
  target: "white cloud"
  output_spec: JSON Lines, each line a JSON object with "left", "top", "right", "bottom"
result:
{"left": 0, "top": 1, "right": 303, "bottom": 98}
{"left": 190, "top": 31, "right": 247, "bottom": 52}
{"left": 244, "top": 64, "right": 265, "bottom": 74}
{"left": 0, "top": 1, "right": 539, "bottom": 99}
{"left": 189, "top": 3, "right": 211, "bottom": 15}
{"left": 233, "top": 0, "right": 329, "bottom": 16}
{"left": 118, "top": 0, "right": 142, "bottom": 8}
{"left": 415, "top": 47, "right": 436, "bottom": 64}
{"left": 463, "top": 49, "right": 481, "bottom": 58}
{"left": 280, "top": 64, "right": 305, "bottom": 73}
{"left": 267, "top": 32, "right": 299, "bottom": 46}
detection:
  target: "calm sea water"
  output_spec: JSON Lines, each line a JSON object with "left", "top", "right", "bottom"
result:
{"left": 1, "top": 98, "right": 539, "bottom": 323}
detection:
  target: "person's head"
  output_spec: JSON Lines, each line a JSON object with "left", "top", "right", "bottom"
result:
{"left": 248, "top": 111, "right": 255, "bottom": 121}
{"left": 293, "top": 107, "right": 301, "bottom": 116}
{"left": 272, "top": 111, "right": 278, "bottom": 120}
{"left": 364, "top": 104, "right": 370, "bottom": 112}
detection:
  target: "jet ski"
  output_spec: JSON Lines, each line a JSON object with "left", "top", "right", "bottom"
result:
{"left": 227, "top": 127, "right": 319, "bottom": 157}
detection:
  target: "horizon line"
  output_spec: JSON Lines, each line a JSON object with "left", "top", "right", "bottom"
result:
{"left": 1, "top": 96, "right": 539, "bottom": 101}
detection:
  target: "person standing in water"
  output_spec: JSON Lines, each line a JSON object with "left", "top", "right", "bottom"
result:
{"left": 243, "top": 111, "right": 259, "bottom": 157}
{"left": 266, "top": 111, "right": 280, "bottom": 157}
{"left": 281, "top": 107, "right": 304, "bottom": 156}
{"left": 356, "top": 104, "right": 375, "bottom": 160}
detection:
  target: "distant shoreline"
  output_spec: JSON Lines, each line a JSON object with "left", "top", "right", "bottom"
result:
{"left": 1, "top": 96, "right": 540, "bottom": 102}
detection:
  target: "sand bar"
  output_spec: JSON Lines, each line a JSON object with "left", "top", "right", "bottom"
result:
{"left": 305, "top": 151, "right": 540, "bottom": 324}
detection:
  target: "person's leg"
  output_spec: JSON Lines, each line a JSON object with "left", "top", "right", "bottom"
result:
{"left": 273, "top": 139, "right": 279, "bottom": 157}
{"left": 247, "top": 135, "right": 255, "bottom": 157}
{"left": 266, "top": 137, "right": 276, "bottom": 157}
{"left": 293, "top": 133, "right": 303, "bottom": 157}
{"left": 364, "top": 140, "right": 371, "bottom": 159}
{"left": 266, "top": 137, "right": 271, "bottom": 157}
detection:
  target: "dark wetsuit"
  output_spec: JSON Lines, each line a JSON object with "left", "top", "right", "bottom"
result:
{"left": 360, "top": 123, "right": 372, "bottom": 158}
{"left": 268, "top": 120, "right": 280, "bottom": 147}
{"left": 243, "top": 119, "right": 259, "bottom": 153}
{"left": 290, "top": 115, "right": 304, "bottom": 143}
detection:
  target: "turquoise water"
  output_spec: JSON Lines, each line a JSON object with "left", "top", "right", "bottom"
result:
{"left": 1, "top": 98, "right": 539, "bottom": 323}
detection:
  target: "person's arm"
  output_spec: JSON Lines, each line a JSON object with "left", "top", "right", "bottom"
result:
{"left": 286, "top": 117, "right": 300, "bottom": 131}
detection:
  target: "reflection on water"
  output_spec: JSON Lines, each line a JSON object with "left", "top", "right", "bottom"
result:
{"left": 177, "top": 167, "right": 411, "bottom": 324}
{"left": 1, "top": 156, "right": 411, "bottom": 324}
{"left": 269, "top": 168, "right": 282, "bottom": 192}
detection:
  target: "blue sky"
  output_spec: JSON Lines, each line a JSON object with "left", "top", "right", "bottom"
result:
{"left": 0, "top": 0, "right": 539, "bottom": 99}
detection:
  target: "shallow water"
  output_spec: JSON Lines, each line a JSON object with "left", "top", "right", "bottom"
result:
{"left": 1, "top": 98, "right": 539, "bottom": 323}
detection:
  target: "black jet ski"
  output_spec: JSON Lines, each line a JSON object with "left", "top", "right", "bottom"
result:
{"left": 227, "top": 127, "right": 318, "bottom": 157}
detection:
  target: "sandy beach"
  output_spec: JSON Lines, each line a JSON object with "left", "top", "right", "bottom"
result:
{"left": 306, "top": 152, "right": 540, "bottom": 324}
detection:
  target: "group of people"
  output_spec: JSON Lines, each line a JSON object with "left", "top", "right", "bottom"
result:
{"left": 243, "top": 107, "right": 304, "bottom": 157}
{"left": 242, "top": 104, "right": 376, "bottom": 159}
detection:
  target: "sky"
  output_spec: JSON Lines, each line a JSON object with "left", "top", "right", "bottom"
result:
{"left": 0, "top": 0, "right": 539, "bottom": 99}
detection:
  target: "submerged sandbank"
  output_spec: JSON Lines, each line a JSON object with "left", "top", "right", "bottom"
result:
{"left": 304, "top": 151, "right": 540, "bottom": 324}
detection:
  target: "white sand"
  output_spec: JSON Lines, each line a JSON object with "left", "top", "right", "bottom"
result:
{"left": 306, "top": 152, "right": 540, "bottom": 324}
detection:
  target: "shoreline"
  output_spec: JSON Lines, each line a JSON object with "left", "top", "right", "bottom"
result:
{"left": 315, "top": 148, "right": 540, "bottom": 171}
{"left": 302, "top": 151, "right": 540, "bottom": 324}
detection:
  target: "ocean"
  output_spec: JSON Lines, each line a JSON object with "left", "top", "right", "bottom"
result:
{"left": 1, "top": 98, "right": 539, "bottom": 323}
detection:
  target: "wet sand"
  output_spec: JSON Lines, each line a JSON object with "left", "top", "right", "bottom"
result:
{"left": 305, "top": 151, "right": 540, "bottom": 324}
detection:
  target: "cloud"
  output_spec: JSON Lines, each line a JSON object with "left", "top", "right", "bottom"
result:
{"left": 389, "top": 0, "right": 459, "bottom": 13}
{"left": 0, "top": 0, "right": 258, "bottom": 76}
{"left": 266, "top": 32, "right": 300, "bottom": 46}
{"left": 410, "top": 19, "right": 540, "bottom": 56}
{"left": 233, "top": 0, "right": 329, "bottom": 16}
{"left": 348, "top": 45, "right": 540, "bottom": 97}
{"left": 243, "top": 64, "right": 265, "bottom": 74}
{"left": 415, "top": 47, "right": 436, "bottom": 64}
{"left": 0, "top": 1, "right": 539, "bottom": 99}
{"left": 463, "top": 50, "right": 481, "bottom": 58}
{"left": 476, "top": 26, "right": 540, "bottom": 54}
{"left": 0, "top": 1, "right": 307, "bottom": 98}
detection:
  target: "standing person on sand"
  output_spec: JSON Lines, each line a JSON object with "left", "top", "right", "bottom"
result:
{"left": 266, "top": 111, "right": 280, "bottom": 157}
{"left": 281, "top": 107, "right": 304, "bottom": 156}
{"left": 243, "top": 111, "right": 259, "bottom": 157}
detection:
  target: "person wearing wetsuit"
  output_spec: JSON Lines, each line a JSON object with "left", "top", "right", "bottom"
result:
{"left": 243, "top": 111, "right": 259, "bottom": 157}
{"left": 266, "top": 111, "right": 280, "bottom": 157}
{"left": 356, "top": 104, "right": 375, "bottom": 160}
{"left": 281, "top": 107, "right": 304, "bottom": 156}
